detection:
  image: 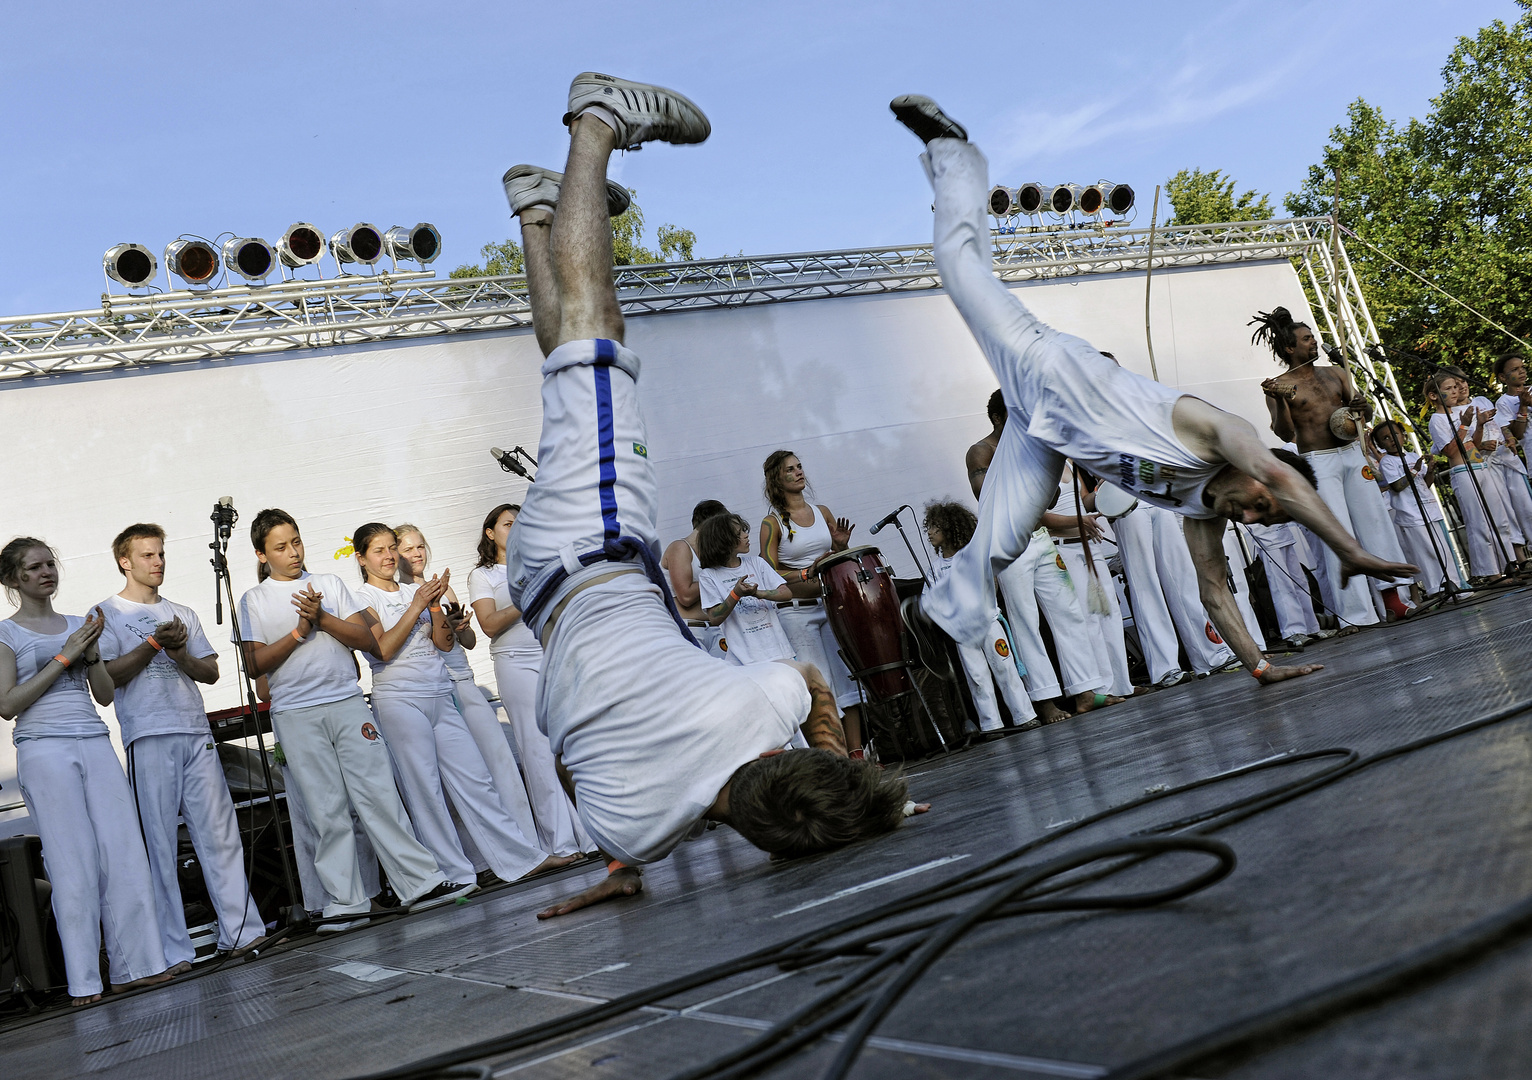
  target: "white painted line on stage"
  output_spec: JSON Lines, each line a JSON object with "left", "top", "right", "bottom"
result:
{"left": 328, "top": 961, "right": 408, "bottom": 982}
{"left": 561, "top": 962, "right": 630, "bottom": 984}
{"left": 772, "top": 855, "right": 970, "bottom": 918}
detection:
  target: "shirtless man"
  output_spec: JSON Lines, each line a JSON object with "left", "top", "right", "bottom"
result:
{"left": 496, "top": 72, "right": 920, "bottom": 919}
{"left": 891, "top": 96, "right": 1415, "bottom": 687}
{"left": 1253, "top": 308, "right": 1413, "bottom": 628}
{"left": 661, "top": 499, "right": 728, "bottom": 656}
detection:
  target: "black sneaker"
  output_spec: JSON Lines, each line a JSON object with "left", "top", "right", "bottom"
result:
{"left": 408, "top": 881, "right": 479, "bottom": 913}
{"left": 901, "top": 596, "right": 957, "bottom": 682}
{"left": 476, "top": 868, "right": 505, "bottom": 889}
{"left": 890, "top": 95, "right": 968, "bottom": 145}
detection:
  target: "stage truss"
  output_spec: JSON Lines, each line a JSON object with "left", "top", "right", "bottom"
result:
{"left": 0, "top": 215, "right": 1404, "bottom": 423}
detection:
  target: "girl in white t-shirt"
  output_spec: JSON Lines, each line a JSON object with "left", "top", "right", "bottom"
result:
{"left": 697, "top": 514, "right": 796, "bottom": 666}
{"left": 394, "top": 523, "right": 542, "bottom": 858}
{"left": 467, "top": 503, "right": 590, "bottom": 857}
{"left": 354, "top": 523, "right": 568, "bottom": 887}
{"left": 0, "top": 538, "right": 169, "bottom": 1003}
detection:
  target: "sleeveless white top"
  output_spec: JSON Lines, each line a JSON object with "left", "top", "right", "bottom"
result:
{"left": 775, "top": 506, "right": 833, "bottom": 569}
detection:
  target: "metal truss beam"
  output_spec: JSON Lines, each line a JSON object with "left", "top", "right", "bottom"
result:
{"left": 0, "top": 217, "right": 1350, "bottom": 383}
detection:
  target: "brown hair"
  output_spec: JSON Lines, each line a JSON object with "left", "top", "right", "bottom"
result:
{"left": 922, "top": 500, "right": 976, "bottom": 552}
{"left": 726, "top": 749, "right": 910, "bottom": 859}
{"left": 476, "top": 503, "right": 520, "bottom": 568}
{"left": 352, "top": 522, "right": 397, "bottom": 583}
{"left": 0, "top": 537, "right": 56, "bottom": 604}
{"left": 697, "top": 513, "right": 748, "bottom": 569}
{"left": 763, "top": 450, "right": 809, "bottom": 542}
{"left": 250, "top": 508, "right": 298, "bottom": 582}
{"left": 111, "top": 523, "right": 165, "bottom": 577}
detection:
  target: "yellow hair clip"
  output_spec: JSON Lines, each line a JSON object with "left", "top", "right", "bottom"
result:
{"left": 333, "top": 537, "right": 355, "bottom": 560}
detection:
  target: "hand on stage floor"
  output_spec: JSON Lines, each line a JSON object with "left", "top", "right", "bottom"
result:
{"left": 537, "top": 866, "right": 643, "bottom": 919}
{"left": 1338, "top": 549, "right": 1418, "bottom": 587}
{"left": 1257, "top": 661, "right": 1324, "bottom": 684}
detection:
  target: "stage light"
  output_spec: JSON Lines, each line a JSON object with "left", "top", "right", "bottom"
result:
{"left": 1049, "top": 184, "right": 1081, "bottom": 215}
{"left": 164, "top": 239, "right": 221, "bottom": 287}
{"left": 278, "top": 223, "right": 326, "bottom": 268}
{"left": 1015, "top": 182, "right": 1045, "bottom": 215}
{"left": 1078, "top": 184, "right": 1106, "bottom": 216}
{"left": 384, "top": 222, "right": 441, "bottom": 265}
{"left": 988, "top": 187, "right": 1017, "bottom": 216}
{"left": 103, "top": 243, "right": 157, "bottom": 287}
{"left": 331, "top": 223, "right": 384, "bottom": 266}
{"left": 222, "top": 237, "right": 277, "bottom": 283}
{"left": 1105, "top": 182, "right": 1135, "bottom": 215}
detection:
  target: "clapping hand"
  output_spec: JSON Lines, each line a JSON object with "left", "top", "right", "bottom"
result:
{"left": 65, "top": 607, "right": 106, "bottom": 663}
{"left": 291, "top": 585, "right": 323, "bottom": 634}
{"left": 153, "top": 617, "right": 189, "bottom": 652}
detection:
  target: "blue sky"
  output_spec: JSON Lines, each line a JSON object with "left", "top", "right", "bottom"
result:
{"left": 1, "top": 0, "right": 1520, "bottom": 317}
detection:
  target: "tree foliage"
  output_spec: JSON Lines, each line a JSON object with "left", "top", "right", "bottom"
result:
{"left": 1286, "top": 3, "right": 1532, "bottom": 404}
{"left": 450, "top": 189, "right": 697, "bottom": 278}
{"left": 1163, "top": 168, "right": 1273, "bottom": 226}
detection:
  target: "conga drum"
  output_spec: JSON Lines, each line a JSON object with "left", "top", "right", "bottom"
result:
{"left": 818, "top": 545, "right": 911, "bottom": 703}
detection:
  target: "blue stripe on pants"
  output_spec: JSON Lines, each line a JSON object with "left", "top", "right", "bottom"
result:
{"left": 593, "top": 339, "right": 621, "bottom": 541}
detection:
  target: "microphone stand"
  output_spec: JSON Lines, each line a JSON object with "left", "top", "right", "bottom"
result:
{"left": 1349, "top": 357, "right": 1466, "bottom": 611}
{"left": 1371, "top": 345, "right": 1516, "bottom": 578}
{"left": 210, "top": 503, "right": 300, "bottom": 927}
{"left": 876, "top": 506, "right": 932, "bottom": 584}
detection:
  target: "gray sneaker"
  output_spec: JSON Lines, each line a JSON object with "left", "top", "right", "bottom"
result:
{"left": 564, "top": 72, "right": 711, "bottom": 151}
{"left": 501, "top": 165, "right": 632, "bottom": 219}
{"left": 889, "top": 95, "right": 968, "bottom": 144}
{"left": 1155, "top": 669, "right": 1188, "bottom": 689}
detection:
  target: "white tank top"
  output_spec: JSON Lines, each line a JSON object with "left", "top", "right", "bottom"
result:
{"left": 775, "top": 505, "right": 832, "bottom": 569}
{"left": 689, "top": 540, "right": 703, "bottom": 584}
{"left": 1026, "top": 356, "right": 1221, "bottom": 518}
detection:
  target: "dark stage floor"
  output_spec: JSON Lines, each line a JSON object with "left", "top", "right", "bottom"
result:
{"left": 5, "top": 589, "right": 1532, "bottom": 1080}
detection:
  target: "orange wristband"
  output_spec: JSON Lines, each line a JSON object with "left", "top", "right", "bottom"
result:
{"left": 146, "top": 635, "right": 163, "bottom": 652}
{"left": 729, "top": 588, "right": 741, "bottom": 602}
{"left": 290, "top": 628, "right": 304, "bottom": 643}
{"left": 52, "top": 653, "right": 70, "bottom": 668}
{"left": 606, "top": 859, "right": 628, "bottom": 875}
{"left": 1251, "top": 659, "right": 1271, "bottom": 680}
{"left": 429, "top": 605, "right": 442, "bottom": 613}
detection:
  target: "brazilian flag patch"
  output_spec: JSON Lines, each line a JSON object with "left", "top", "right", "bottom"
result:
{"left": 633, "top": 442, "right": 648, "bottom": 458}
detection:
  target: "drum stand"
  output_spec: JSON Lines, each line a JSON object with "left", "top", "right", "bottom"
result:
{"left": 842, "top": 650, "right": 953, "bottom": 760}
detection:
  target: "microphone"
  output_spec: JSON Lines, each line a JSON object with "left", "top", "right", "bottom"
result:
{"left": 211, "top": 496, "right": 238, "bottom": 539}
{"left": 869, "top": 506, "right": 907, "bottom": 535}
{"left": 1323, "top": 342, "right": 1345, "bottom": 363}
{"left": 490, "top": 446, "right": 529, "bottom": 480}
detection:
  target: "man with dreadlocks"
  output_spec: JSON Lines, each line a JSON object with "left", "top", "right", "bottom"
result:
{"left": 1252, "top": 307, "right": 1415, "bottom": 629}
{"left": 889, "top": 95, "right": 1415, "bottom": 688}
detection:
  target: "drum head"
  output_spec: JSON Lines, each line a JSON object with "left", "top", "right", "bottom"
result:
{"left": 816, "top": 545, "right": 882, "bottom": 575}
{"left": 1094, "top": 481, "right": 1139, "bottom": 519}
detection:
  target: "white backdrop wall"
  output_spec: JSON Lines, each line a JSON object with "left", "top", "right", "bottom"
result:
{"left": 0, "top": 258, "right": 1311, "bottom": 832}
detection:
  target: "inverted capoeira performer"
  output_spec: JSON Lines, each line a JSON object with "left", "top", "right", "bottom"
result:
{"left": 890, "top": 96, "right": 1416, "bottom": 686}
{"left": 498, "top": 72, "right": 920, "bottom": 917}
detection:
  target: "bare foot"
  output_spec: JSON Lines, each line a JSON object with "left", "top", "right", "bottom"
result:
{"left": 520, "top": 853, "right": 585, "bottom": 880}
{"left": 166, "top": 960, "right": 193, "bottom": 977}
{"left": 71, "top": 994, "right": 101, "bottom": 1007}
{"left": 1038, "top": 701, "right": 1071, "bottom": 725}
{"left": 537, "top": 866, "right": 643, "bottom": 919}
{"left": 109, "top": 970, "right": 174, "bottom": 994}
{"left": 230, "top": 935, "right": 267, "bottom": 958}
{"left": 1336, "top": 626, "right": 1362, "bottom": 637}
{"left": 1073, "top": 692, "right": 1125, "bottom": 714}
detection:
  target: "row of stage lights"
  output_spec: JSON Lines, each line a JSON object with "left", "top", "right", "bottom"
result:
{"left": 988, "top": 181, "right": 1136, "bottom": 219}
{"left": 101, "top": 222, "right": 442, "bottom": 292}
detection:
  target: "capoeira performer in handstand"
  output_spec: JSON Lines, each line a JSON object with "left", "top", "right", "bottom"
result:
{"left": 497, "top": 72, "right": 920, "bottom": 918}
{"left": 889, "top": 96, "right": 1416, "bottom": 686}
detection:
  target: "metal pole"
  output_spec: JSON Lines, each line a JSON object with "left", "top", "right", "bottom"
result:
{"left": 1144, "top": 185, "right": 1161, "bottom": 382}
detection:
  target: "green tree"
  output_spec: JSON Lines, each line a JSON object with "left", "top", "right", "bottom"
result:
{"left": 1163, "top": 168, "right": 1273, "bottom": 226}
{"left": 451, "top": 190, "right": 698, "bottom": 277}
{"left": 1287, "top": 3, "right": 1532, "bottom": 403}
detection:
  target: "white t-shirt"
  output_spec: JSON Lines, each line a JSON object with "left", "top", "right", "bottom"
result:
{"left": 98, "top": 595, "right": 214, "bottom": 745}
{"left": 355, "top": 583, "right": 452, "bottom": 697}
{"left": 467, "top": 564, "right": 539, "bottom": 656}
{"left": 1471, "top": 396, "right": 1505, "bottom": 449}
{"left": 0, "top": 617, "right": 108, "bottom": 743}
{"left": 697, "top": 555, "right": 793, "bottom": 665}
{"left": 1377, "top": 452, "right": 1443, "bottom": 526}
{"left": 1493, "top": 393, "right": 1528, "bottom": 476}
{"left": 236, "top": 571, "right": 368, "bottom": 712}
{"left": 1429, "top": 410, "right": 1475, "bottom": 456}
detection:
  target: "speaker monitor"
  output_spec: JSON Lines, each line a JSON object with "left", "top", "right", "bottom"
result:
{"left": 331, "top": 223, "right": 384, "bottom": 266}
{"left": 103, "top": 243, "right": 157, "bottom": 287}
{"left": 278, "top": 223, "right": 326, "bottom": 268}
{"left": 384, "top": 223, "right": 441, "bottom": 265}
{"left": 164, "top": 239, "right": 221, "bottom": 287}
{"left": 222, "top": 237, "right": 277, "bottom": 283}
{"left": 0, "top": 835, "right": 67, "bottom": 998}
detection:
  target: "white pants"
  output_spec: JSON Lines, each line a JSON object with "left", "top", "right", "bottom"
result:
{"left": 956, "top": 613, "right": 1034, "bottom": 730}
{"left": 1113, "top": 506, "right": 1234, "bottom": 678}
{"left": 1395, "top": 519, "right": 1464, "bottom": 594}
{"left": 1490, "top": 451, "right": 1532, "bottom": 544}
{"left": 126, "top": 733, "right": 265, "bottom": 962}
{"left": 1450, "top": 464, "right": 1517, "bottom": 576}
{"left": 1249, "top": 524, "right": 1321, "bottom": 640}
{"left": 281, "top": 768, "right": 378, "bottom": 915}
{"left": 996, "top": 539, "right": 1105, "bottom": 699}
{"left": 1056, "top": 544, "right": 1133, "bottom": 697}
{"left": 1222, "top": 526, "right": 1271, "bottom": 651}
{"left": 776, "top": 602, "right": 860, "bottom": 711}
{"left": 492, "top": 649, "right": 591, "bottom": 856}
{"left": 1302, "top": 443, "right": 1410, "bottom": 626}
{"left": 372, "top": 692, "right": 546, "bottom": 883}
{"left": 17, "top": 736, "right": 166, "bottom": 996}
{"left": 272, "top": 695, "right": 443, "bottom": 917}
{"left": 686, "top": 622, "right": 727, "bottom": 660}
{"left": 450, "top": 674, "right": 541, "bottom": 848}
{"left": 1481, "top": 461, "right": 1527, "bottom": 547}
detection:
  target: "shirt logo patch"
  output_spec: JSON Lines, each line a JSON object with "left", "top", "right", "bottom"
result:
{"left": 1205, "top": 621, "right": 1223, "bottom": 644}
{"left": 719, "top": 638, "right": 728, "bottom": 652}
{"left": 361, "top": 722, "right": 380, "bottom": 742}
{"left": 1055, "top": 554, "right": 1067, "bottom": 572}
{"left": 994, "top": 638, "right": 1010, "bottom": 658}
{"left": 1361, "top": 464, "right": 1376, "bottom": 481}
{"left": 632, "top": 442, "right": 648, "bottom": 458}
